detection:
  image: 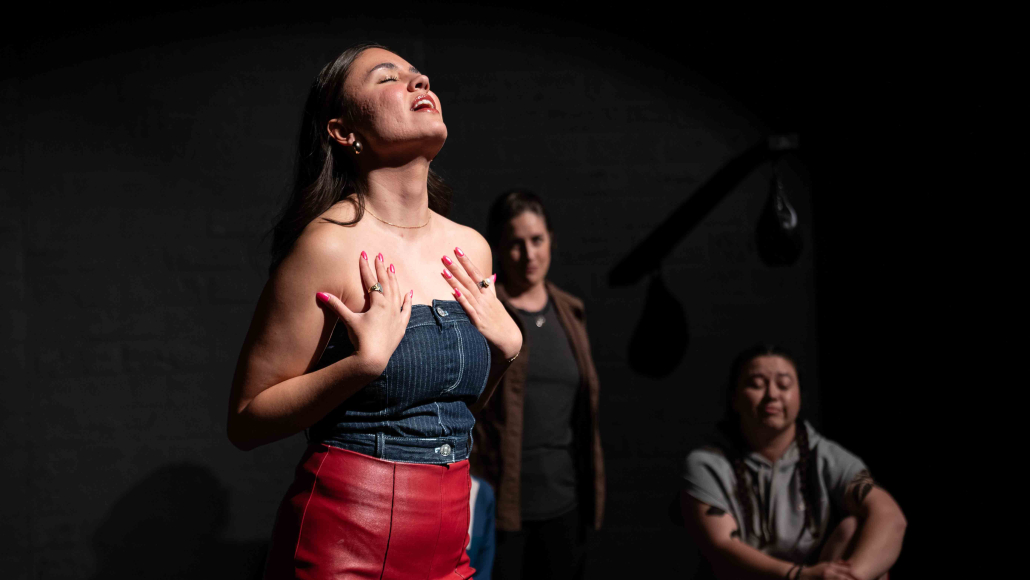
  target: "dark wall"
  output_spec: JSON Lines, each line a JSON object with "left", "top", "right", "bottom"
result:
{"left": 2, "top": 5, "right": 970, "bottom": 578}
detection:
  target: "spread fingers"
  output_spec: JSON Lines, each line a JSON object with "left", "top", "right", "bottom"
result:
{"left": 441, "top": 253, "right": 476, "bottom": 300}
{"left": 452, "top": 247, "right": 490, "bottom": 293}
{"left": 357, "top": 251, "right": 380, "bottom": 300}
{"left": 385, "top": 260, "right": 401, "bottom": 303}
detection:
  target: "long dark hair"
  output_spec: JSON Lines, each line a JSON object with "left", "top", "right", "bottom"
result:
{"left": 269, "top": 43, "right": 452, "bottom": 271}
{"left": 718, "top": 343, "right": 820, "bottom": 544}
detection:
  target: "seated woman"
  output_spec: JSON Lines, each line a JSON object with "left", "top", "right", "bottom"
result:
{"left": 680, "top": 344, "right": 906, "bottom": 580}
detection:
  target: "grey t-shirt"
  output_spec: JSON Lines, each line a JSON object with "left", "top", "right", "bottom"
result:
{"left": 681, "top": 422, "right": 867, "bottom": 562}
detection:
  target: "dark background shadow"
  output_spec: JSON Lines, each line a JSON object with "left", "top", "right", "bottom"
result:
{"left": 1, "top": 2, "right": 983, "bottom": 577}
{"left": 609, "top": 140, "right": 780, "bottom": 287}
{"left": 91, "top": 463, "right": 265, "bottom": 580}
{"left": 613, "top": 139, "right": 796, "bottom": 379}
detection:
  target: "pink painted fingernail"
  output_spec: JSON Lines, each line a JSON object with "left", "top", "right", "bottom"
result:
{"left": 491, "top": 274, "right": 497, "bottom": 283}
{"left": 442, "top": 256, "right": 452, "bottom": 266}
{"left": 442, "top": 269, "right": 453, "bottom": 279}
{"left": 409, "top": 290, "right": 414, "bottom": 298}
{"left": 316, "top": 292, "right": 330, "bottom": 302}
{"left": 453, "top": 288, "right": 462, "bottom": 298}
{"left": 389, "top": 263, "right": 395, "bottom": 274}
{"left": 361, "top": 251, "right": 368, "bottom": 260}
{"left": 454, "top": 247, "right": 465, "bottom": 257}
{"left": 377, "top": 252, "right": 384, "bottom": 262}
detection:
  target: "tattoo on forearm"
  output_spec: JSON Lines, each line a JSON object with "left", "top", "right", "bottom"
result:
{"left": 848, "top": 469, "right": 876, "bottom": 506}
{"left": 730, "top": 528, "right": 741, "bottom": 540}
{"left": 706, "top": 506, "right": 726, "bottom": 516}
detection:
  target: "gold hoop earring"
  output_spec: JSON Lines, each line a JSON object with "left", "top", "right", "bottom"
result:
{"left": 352, "top": 141, "right": 362, "bottom": 155}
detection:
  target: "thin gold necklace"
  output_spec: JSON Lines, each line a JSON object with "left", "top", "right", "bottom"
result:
{"left": 364, "top": 206, "right": 432, "bottom": 229}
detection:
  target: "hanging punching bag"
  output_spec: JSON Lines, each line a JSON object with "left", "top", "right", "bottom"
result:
{"left": 627, "top": 272, "right": 689, "bottom": 378}
{"left": 756, "top": 170, "right": 803, "bottom": 266}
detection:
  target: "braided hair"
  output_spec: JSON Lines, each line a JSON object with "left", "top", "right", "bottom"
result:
{"left": 718, "top": 344, "right": 821, "bottom": 545}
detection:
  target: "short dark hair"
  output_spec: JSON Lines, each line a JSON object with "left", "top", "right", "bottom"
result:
{"left": 485, "top": 189, "right": 553, "bottom": 249}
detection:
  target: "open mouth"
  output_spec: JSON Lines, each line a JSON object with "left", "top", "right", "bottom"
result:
{"left": 411, "top": 94, "right": 437, "bottom": 112}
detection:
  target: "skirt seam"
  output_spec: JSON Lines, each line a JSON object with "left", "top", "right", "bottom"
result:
{"left": 455, "top": 468, "right": 472, "bottom": 575}
{"left": 425, "top": 470, "right": 445, "bottom": 580}
{"left": 461, "top": 465, "right": 474, "bottom": 578}
{"left": 378, "top": 463, "right": 397, "bottom": 580}
{"left": 293, "top": 448, "right": 330, "bottom": 561}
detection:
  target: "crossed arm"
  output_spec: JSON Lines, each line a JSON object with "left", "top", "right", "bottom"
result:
{"left": 681, "top": 471, "right": 906, "bottom": 580}
{"left": 837, "top": 471, "right": 907, "bottom": 579}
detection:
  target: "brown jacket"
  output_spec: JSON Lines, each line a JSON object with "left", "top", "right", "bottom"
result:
{"left": 469, "top": 281, "right": 605, "bottom": 531}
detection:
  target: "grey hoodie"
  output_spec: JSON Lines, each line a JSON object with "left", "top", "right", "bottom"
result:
{"left": 682, "top": 422, "right": 867, "bottom": 562}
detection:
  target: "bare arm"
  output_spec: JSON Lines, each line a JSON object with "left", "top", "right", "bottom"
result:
{"left": 682, "top": 492, "right": 797, "bottom": 580}
{"left": 682, "top": 493, "right": 859, "bottom": 580}
{"left": 226, "top": 228, "right": 410, "bottom": 450}
{"left": 842, "top": 471, "right": 907, "bottom": 579}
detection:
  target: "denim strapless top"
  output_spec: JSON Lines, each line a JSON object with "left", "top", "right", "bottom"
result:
{"left": 308, "top": 300, "right": 491, "bottom": 464}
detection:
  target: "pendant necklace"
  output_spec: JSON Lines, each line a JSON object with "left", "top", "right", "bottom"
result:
{"left": 534, "top": 302, "right": 547, "bottom": 327}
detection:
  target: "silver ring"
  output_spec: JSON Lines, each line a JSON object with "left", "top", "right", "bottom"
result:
{"left": 478, "top": 278, "right": 491, "bottom": 289}
{"left": 368, "top": 282, "right": 383, "bottom": 294}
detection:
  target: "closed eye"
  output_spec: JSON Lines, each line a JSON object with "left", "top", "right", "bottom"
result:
{"left": 746, "top": 376, "right": 768, "bottom": 389}
{"left": 379, "top": 76, "right": 398, "bottom": 83}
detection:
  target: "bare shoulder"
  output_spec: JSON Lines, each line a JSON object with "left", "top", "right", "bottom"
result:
{"left": 273, "top": 202, "right": 365, "bottom": 297}
{"left": 436, "top": 213, "right": 492, "bottom": 272}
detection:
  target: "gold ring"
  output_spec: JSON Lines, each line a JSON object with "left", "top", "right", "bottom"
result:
{"left": 478, "top": 278, "right": 491, "bottom": 289}
{"left": 368, "top": 282, "right": 383, "bottom": 294}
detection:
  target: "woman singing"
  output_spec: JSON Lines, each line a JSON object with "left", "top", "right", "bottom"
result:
{"left": 470, "top": 191, "right": 605, "bottom": 580}
{"left": 680, "top": 345, "right": 906, "bottom": 579}
{"left": 227, "top": 44, "right": 522, "bottom": 579}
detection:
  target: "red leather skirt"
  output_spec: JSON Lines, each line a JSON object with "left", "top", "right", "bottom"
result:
{"left": 264, "top": 444, "right": 475, "bottom": 579}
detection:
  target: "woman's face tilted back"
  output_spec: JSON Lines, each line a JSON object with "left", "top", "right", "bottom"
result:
{"left": 338, "top": 48, "right": 447, "bottom": 161}
{"left": 732, "top": 355, "right": 801, "bottom": 437}
{"left": 500, "top": 211, "right": 552, "bottom": 290}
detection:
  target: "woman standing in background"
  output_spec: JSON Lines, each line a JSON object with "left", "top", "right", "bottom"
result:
{"left": 469, "top": 191, "right": 604, "bottom": 580}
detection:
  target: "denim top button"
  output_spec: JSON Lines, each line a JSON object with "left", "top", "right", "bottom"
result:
{"left": 436, "top": 307, "right": 449, "bottom": 316}
{"left": 439, "top": 443, "right": 452, "bottom": 456}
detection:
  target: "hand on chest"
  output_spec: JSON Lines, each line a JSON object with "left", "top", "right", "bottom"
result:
{"left": 340, "top": 239, "right": 482, "bottom": 311}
